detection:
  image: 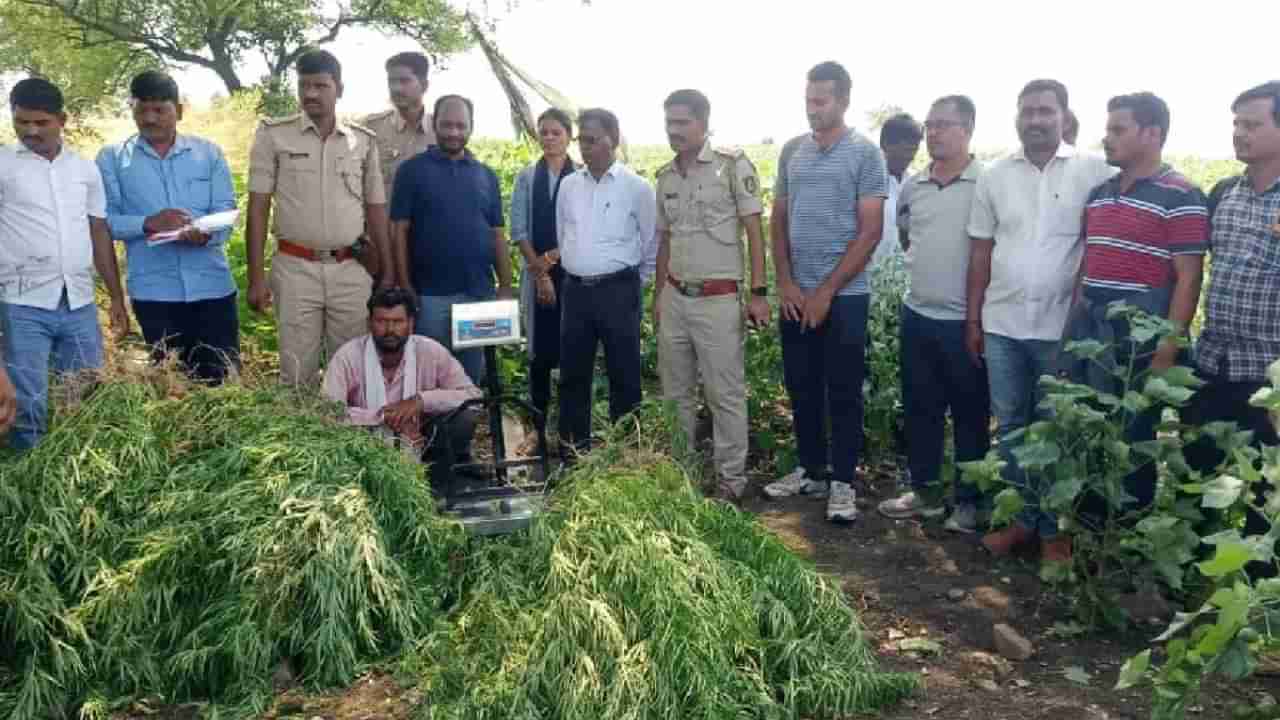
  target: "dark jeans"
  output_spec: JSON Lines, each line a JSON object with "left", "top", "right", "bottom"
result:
{"left": 558, "top": 268, "right": 643, "bottom": 454}
{"left": 423, "top": 409, "right": 480, "bottom": 492}
{"left": 529, "top": 268, "right": 564, "bottom": 420}
{"left": 780, "top": 293, "right": 869, "bottom": 485}
{"left": 131, "top": 292, "right": 240, "bottom": 384}
{"left": 1183, "top": 375, "right": 1279, "bottom": 537}
{"left": 900, "top": 306, "right": 990, "bottom": 504}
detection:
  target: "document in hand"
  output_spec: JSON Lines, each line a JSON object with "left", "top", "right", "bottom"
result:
{"left": 146, "top": 210, "right": 240, "bottom": 246}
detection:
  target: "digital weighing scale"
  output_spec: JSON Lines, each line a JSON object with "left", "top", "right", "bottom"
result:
{"left": 434, "top": 299, "right": 551, "bottom": 536}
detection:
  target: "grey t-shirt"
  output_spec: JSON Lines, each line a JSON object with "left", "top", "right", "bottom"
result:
{"left": 774, "top": 130, "right": 888, "bottom": 295}
{"left": 899, "top": 159, "right": 985, "bottom": 321}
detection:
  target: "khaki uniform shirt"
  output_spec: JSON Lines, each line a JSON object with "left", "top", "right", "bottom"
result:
{"left": 361, "top": 108, "right": 435, "bottom": 198}
{"left": 247, "top": 113, "right": 385, "bottom": 251}
{"left": 655, "top": 144, "right": 762, "bottom": 281}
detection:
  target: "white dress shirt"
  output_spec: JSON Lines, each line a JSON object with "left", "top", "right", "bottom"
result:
{"left": 0, "top": 144, "right": 106, "bottom": 310}
{"left": 869, "top": 172, "right": 903, "bottom": 274}
{"left": 967, "top": 143, "right": 1115, "bottom": 341}
{"left": 556, "top": 161, "right": 658, "bottom": 281}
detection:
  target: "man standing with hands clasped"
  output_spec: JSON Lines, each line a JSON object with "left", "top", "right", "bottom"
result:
{"left": 245, "top": 50, "right": 391, "bottom": 386}
{"left": 654, "top": 89, "right": 768, "bottom": 502}
{"left": 761, "top": 61, "right": 889, "bottom": 524}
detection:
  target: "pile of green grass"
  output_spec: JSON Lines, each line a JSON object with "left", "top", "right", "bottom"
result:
{"left": 409, "top": 413, "right": 918, "bottom": 719}
{"left": 0, "top": 380, "right": 464, "bottom": 719}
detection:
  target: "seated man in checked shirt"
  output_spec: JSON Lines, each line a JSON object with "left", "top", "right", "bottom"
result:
{"left": 322, "top": 286, "right": 481, "bottom": 486}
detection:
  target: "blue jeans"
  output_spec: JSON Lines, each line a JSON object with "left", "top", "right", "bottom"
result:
{"left": 416, "top": 293, "right": 491, "bottom": 385}
{"left": 780, "top": 293, "right": 869, "bottom": 485}
{"left": 984, "top": 332, "right": 1060, "bottom": 538}
{"left": 901, "top": 307, "right": 990, "bottom": 505}
{"left": 1, "top": 294, "right": 104, "bottom": 450}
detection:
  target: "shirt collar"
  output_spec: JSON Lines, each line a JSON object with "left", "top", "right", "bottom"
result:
{"left": 133, "top": 133, "right": 193, "bottom": 159}
{"left": 395, "top": 108, "right": 429, "bottom": 134}
{"left": 696, "top": 143, "right": 715, "bottom": 163}
{"left": 13, "top": 142, "right": 64, "bottom": 161}
{"left": 1015, "top": 142, "right": 1076, "bottom": 164}
{"left": 300, "top": 113, "right": 349, "bottom": 137}
{"left": 580, "top": 161, "right": 622, "bottom": 180}
{"left": 427, "top": 145, "right": 474, "bottom": 164}
{"left": 916, "top": 156, "right": 981, "bottom": 185}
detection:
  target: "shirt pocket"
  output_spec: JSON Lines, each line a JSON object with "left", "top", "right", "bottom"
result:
{"left": 1244, "top": 224, "right": 1280, "bottom": 271}
{"left": 661, "top": 193, "right": 683, "bottom": 227}
{"left": 180, "top": 167, "right": 213, "bottom": 209}
{"left": 696, "top": 183, "right": 735, "bottom": 243}
{"left": 339, "top": 156, "right": 366, "bottom": 201}
{"left": 601, "top": 204, "right": 632, "bottom": 244}
{"left": 64, "top": 178, "right": 90, "bottom": 218}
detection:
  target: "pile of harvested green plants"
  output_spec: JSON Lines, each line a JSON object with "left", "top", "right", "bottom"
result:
{"left": 0, "top": 375, "right": 916, "bottom": 719}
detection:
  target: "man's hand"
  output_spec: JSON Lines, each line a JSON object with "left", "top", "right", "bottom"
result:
{"left": 778, "top": 281, "right": 806, "bottom": 323}
{"left": 144, "top": 209, "right": 192, "bottom": 235}
{"left": 380, "top": 395, "right": 423, "bottom": 435}
{"left": 178, "top": 228, "right": 210, "bottom": 247}
{"left": 247, "top": 278, "right": 273, "bottom": 313}
{"left": 528, "top": 253, "right": 551, "bottom": 277}
{"left": 497, "top": 285, "right": 515, "bottom": 301}
{"left": 535, "top": 275, "right": 556, "bottom": 306}
{"left": 1150, "top": 340, "right": 1179, "bottom": 374}
{"left": 652, "top": 288, "right": 663, "bottom": 329}
{"left": 108, "top": 298, "right": 131, "bottom": 339}
{"left": 965, "top": 321, "right": 985, "bottom": 368}
{"left": 746, "top": 295, "right": 770, "bottom": 328}
{"left": 0, "top": 368, "right": 17, "bottom": 435}
{"left": 801, "top": 286, "right": 833, "bottom": 330}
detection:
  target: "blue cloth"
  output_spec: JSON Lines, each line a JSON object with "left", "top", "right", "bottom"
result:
{"left": 391, "top": 147, "right": 503, "bottom": 297}
{"left": 1, "top": 293, "right": 103, "bottom": 449}
{"left": 779, "top": 294, "right": 870, "bottom": 484}
{"left": 983, "top": 332, "right": 1061, "bottom": 538}
{"left": 901, "top": 306, "right": 989, "bottom": 504}
{"left": 95, "top": 134, "right": 238, "bottom": 302}
{"left": 415, "top": 292, "right": 492, "bottom": 385}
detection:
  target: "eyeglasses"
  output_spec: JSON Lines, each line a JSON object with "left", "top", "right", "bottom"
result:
{"left": 923, "top": 119, "right": 967, "bottom": 132}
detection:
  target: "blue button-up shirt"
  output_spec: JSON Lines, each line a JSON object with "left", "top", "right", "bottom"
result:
{"left": 96, "top": 134, "right": 237, "bottom": 302}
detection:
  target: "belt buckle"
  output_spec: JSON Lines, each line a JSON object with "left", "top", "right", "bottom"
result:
{"left": 317, "top": 249, "right": 339, "bottom": 264}
{"left": 684, "top": 280, "right": 704, "bottom": 298}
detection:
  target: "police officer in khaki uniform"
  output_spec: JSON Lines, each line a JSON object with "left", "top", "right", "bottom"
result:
{"left": 654, "top": 89, "right": 769, "bottom": 501}
{"left": 245, "top": 49, "right": 391, "bottom": 386}
{"left": 361, "top": 52, "right": 435, "bottom": 199}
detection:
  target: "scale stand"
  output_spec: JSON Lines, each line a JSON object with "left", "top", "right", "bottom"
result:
{"left": 435, "top": 300, "right": 550, "bottom": 536}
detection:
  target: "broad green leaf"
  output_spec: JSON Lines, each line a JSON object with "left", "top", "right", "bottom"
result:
{"left": 1201, "top": 475, "right": 1245, "bottom": 509}
{"left": 1045, "top": 476, "right": 1084, "bottom": 510}
{"left": 1144, "top": 377, "right": 1195, "bottom": 405}
{"left": 1214, "top": 633, "right": 1257, "bottom": 680}
{"left": 991, "top": 488, "right": 1025, "bottom": 526}
{"left": 1012, "top": 440, "right": 1061, "bottom": 469}
{"left": 1197, "top": 542, "right": 1251, "bottom": 577}
{"left": 1114, "top": 649, "right": 1150, "bottom": 690}
{"left": 1065, "top": 339, "right": 1106, "bottom": 360}
{"left": 1256, "top": 578, "right": 1280, "bottom": 599}
{"left": 1123, "top": 391, "right": 1152, "bottom": 414}
{"left": 1158, "top": 365, "right": 1206, "bottom": 389}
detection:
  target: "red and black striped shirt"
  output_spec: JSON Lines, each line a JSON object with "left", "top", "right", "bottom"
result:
{"left": 1081, "top": 166, "right": 1208, "bottom": 295}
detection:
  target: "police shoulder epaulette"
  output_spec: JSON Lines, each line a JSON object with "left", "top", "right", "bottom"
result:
{"left": 362, "top": 108, "right": 396, "bottom": 124}
{"left": 260, "top": 113, "right": 300, "bottom": 127}
{"left": 713, "top": 145, "right": 746, "bottom": 159}
{"left": 655, "top": 158, "right": 677, "bottom": 176}
{"left": 346, "top": 121, "right": 376, "bottom": 137}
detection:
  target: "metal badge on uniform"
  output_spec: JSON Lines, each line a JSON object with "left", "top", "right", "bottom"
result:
{"left": 743, "top": 176, "right": 759, "bottom": 195}
{"left": 664, "top": 192, "right": 679, "bottom": 199}
{"left": 288, "top": 152, "right": 309, "bottom": 159}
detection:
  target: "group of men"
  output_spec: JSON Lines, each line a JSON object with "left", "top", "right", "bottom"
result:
{"left": 2, "top": 49, "right": 1279, "bottom": 572}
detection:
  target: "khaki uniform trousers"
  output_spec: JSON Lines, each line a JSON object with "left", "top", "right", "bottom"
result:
{"left": 270, "top": 252, "right": 373, "bottom": 385}
{"left": 658, "top": 289, "right": 748, "bottom": 482}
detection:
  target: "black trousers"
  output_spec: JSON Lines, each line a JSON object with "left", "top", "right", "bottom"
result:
{"left": 557, "top": 268, "right": 642, "bottom": 454}
{"left": 131, "top": 292, "right": 240, "bottom": 384}
{"left": 529, "top": 267, "right": 565, "bottom": 419}
{"left": 423, "top": 409, "right": 480, "bottom": 491}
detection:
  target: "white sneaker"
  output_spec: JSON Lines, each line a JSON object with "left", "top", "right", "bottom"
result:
{"left": 944, "top": 503, "right": 979, "bottom": 534}
{"left": 877, "top": 491, "right": 945, "bottom": 520}
{"left": 826, "top": 481, "right": 859, "bottom": 524}
{"left": 762, "top": 468, "right": 829, "bottom": 498}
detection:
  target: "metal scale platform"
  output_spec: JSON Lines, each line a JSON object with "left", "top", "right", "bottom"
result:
{"left": 434, "top": 299, "right": 550, "bottom": 536}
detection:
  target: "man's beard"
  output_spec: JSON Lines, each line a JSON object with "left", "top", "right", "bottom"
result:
{"left": 374, "top": 334, "right": 408, "bottom": 354}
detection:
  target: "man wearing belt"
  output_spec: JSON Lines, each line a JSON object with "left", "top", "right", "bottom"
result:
{"left": 245, "top": 49, "right": 391, "bottom": 385}
{"left": 362, "top": 52, "right": 435, "bottom": 199}
{"left": 556, "top": 108, "right": 658, "bottom": 459}
{"left": 653, "top": 89, "right": 768, "bottom": 501}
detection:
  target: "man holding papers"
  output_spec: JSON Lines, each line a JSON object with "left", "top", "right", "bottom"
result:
{"left": 97, "top": 71, "right": 241, "bottom": 382}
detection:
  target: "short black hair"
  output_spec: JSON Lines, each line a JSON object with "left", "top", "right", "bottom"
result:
{"left": 1108, "top": 91, "right": 1171, "bottom": 146}
{"left": 932, "top": 94, "right": 976, "bottom": 132}
{"left": 1232, "top": 81, "right": 1280, "bottom": 127}
{"left": 1018, "top": 78, "right": 1069, "bottom": 112}
{"left": 880, "top": 112, "right": 923, "bottom": 146}
{"left": 663, "top": 89, "right": 711, "bottom": 124}
{"left": 578, "top": 108, "right": 620, "bottom": 146}
{"left": 296, "top": 49, "right": 342, "bottom": 85}
{"left": 433, "top": 94, "right": 474, "bottom": 127}
{"left": 807, "top": 61, "right": 852, "bottom": 101}
{"left": 130, "top": 70, "right": 180, "bottom": 104}
{"left": 385, "top": 52, "right": 430, "bottom": 82}
{"left": 537, "top": 107, "right": 573, "bottom": 135}
{"left": 367, "top": 286, "right": 418, "bottom": 316}
{"left": 9, "top": 77, "right": 63, "bottom": 115}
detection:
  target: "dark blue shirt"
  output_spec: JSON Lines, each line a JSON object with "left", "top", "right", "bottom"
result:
{"left": 390, "top": 147, "right": 503, "bottom": 297}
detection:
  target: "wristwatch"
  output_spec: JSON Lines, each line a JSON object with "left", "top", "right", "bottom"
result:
{"left": 751, "top": 286, "right": 768, "bottom": 297}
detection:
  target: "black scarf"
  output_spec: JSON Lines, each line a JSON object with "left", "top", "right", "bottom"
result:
{"left": 531, "top": 156, "right": 574, "bottom": 255}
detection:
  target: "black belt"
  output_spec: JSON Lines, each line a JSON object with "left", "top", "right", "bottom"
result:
{"left": 565, "top": 265, "right": 638, "bottom": 287}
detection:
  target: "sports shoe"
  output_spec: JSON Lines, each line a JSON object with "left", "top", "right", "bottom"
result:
{"left": 826, "top": 481, "right": 859, "bottom": 524}
{"left": 877, "top": 491, "right": 945, "bottom": 520}
{"left": 944, "top": 503, "right": 979, "bottom": 534}
{"left": 762, "top": 467, "right": 829, "bottom": 499}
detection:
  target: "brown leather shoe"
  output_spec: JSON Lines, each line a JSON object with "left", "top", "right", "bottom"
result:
{"left": 1041, "top": 535, "right": 1073, "bottom": 565}
{"left": 981, "top": 524, "right": 1036, "bottom": 556}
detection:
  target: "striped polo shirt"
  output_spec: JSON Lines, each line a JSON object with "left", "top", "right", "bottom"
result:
{"left": 1081, "top": 166, "right": 1208, "bottom": 296}
{"left": 774, "top": 130, "right": 889, "bottom": 295}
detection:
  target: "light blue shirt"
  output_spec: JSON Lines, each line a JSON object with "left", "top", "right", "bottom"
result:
{"left": 96, "top": 134, "right": 237, "bottom": 302}
{"left": 555, "top": 162, "right": 657, "bottom": 281}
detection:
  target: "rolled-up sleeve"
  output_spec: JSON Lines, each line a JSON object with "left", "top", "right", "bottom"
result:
{"left": 417, "top": 339, "right": 483, "bottom": 415}
{"left": 95, "top": 148, "right": 146, "bottom": 241}
{"left": 206, "top": 144, "right": 238, "bottom": 246}
{"left": 510, "top": 166, "right": 531, "bottom": 245}
{"left": 363, "top": 139, "right": 386, "bottom": 205}
{"left": 967, "top": 172, "right": 997, "bottom": 240}
{"left": 634, "top": 176, "right": 658, "bottom": 282}
{"left": 246, "top": 124, "right": 277, "bottom": 195}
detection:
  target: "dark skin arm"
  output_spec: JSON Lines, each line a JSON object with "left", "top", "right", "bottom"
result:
{"left": 365, "top": 202, "right": 393, "bottom": 287}
{"left": 494, "top": 228, "right": 515, "bottom": 300}
{"left": 245, "top": 192, "right": 273, "bottom": 312}
{"left": 801, "top": 196, "right": 885, "bottom": 330}
{"left": 771, "top": 197, "right": 805, "bottom": 322}
{"left": 653, "top": 230, "right": 671, "bottom": 326}
{"left": 90, "top": 217, "right": 130, "bottom": 337}
{"left": 965, "top": 238, "right": 994, "bottom": 367}
{"left": 1151, "top": 254, "right": 1204, "bottom": 371}
{"left": 391, "top": 219, "right": 414, "bottom": 295}
{"left": 743, "top": 213, "right": 769, "bottom": 327}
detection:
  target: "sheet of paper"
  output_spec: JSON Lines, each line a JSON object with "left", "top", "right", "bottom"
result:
{"left": 145, "top": 210, "right": 240, "bottom": 247}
